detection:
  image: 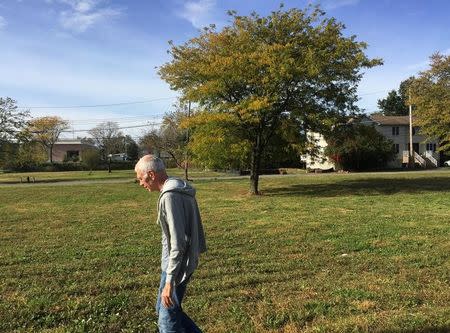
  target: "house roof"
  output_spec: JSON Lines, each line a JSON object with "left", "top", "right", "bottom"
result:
{"left": 370, "top": 115, "right": 414, "bottom": 126}
{"left": 54, "top": 139, "right": 95, "bottom": 147}
{"left": 55, "top": 140, "right": 84, "bottom": 145}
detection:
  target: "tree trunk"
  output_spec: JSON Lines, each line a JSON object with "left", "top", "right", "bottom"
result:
{"left": 249, "top": 158, "right": 260, "bottom": 195}
{"left": 49, "top": 145, "right": 53, "bottom": 163}
{"left": 184, "top": 160, "right": 190, "bottom": 181}
{"left": 249, "top": 133, "right": 262, "bottom": 195}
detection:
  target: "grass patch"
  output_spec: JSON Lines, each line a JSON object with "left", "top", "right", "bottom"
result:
{"left": 0, "top": 168, "right": 235, "bottom": 184}
{"left": 1, "top": 171, "right": 450, "bottom": 332}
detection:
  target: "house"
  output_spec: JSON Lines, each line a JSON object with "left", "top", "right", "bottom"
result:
{"left": 370, "top": 115, "right": 441, "bottom": 168}
{"left": 303, "top": 115, "right": 442, "bottom": 170}
{"left": 300, "top": 132, "right": 335, "bottom": 171}
{"left": 52, "top": 140, "right": 96, "bottom": 162}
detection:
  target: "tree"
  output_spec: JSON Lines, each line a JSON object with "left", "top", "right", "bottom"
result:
{"left": 14, "top": 142, "right": 47, "bottom": 167}
{"left": 188, "top": 113, "right": 251, "bottom": 170}
{"left": 124, "top": 135, "right": 139, "bottom": 161}
{"left": 411, "top": 53, "right": 450, "bottom": 151}
{"left": 27, "top": 116, "right": 69, "bottom": 163}
{"left": 140, "top": 110, "right": 187, "bottom": 169}
{"left": 82, "top": 148, "right": 101, "bottom": 174}
{"left": 377, "top": 77, "right": 414, "bottom": 116}
{"left": 0, "top": 97, "right": 30, "bottom": 167}
{"left": 0, "top": 97, "right": 30, "bottom": 142}
{"left": 88, "top": 122, "right": 123, "bottom": 160}
{"left": 325, "top": 123, "right": 395, "bottom": 170}
{"left": 159, "top": 6, "right": 382, "bottom": 194}
{"left": 377, "top": 90, "right": 407, "bottom": 116}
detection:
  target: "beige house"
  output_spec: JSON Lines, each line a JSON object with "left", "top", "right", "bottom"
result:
{"left": 370, "top": 115, "right": 441, "bottom": 168}
{"left": 303, "top": 115, "right": 441, "bottom": 170}
{"left": 52, "top": 140, "right": 96, "bottom": 162}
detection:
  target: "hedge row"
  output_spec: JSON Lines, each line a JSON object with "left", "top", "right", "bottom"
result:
{"left": 2, "top": 161, "right": 137, "bottom": 172}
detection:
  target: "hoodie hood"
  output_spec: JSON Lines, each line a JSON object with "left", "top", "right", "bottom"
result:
{"left": 160, "top": 177, "right": 196, "bottom": 197}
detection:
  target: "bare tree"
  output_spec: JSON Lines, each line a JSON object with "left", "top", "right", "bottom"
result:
{"left": 88, "top": 121, "right": 124, "bottom": 160}
{"left": 140, "top": 110, "right": 188, "bottom": 170}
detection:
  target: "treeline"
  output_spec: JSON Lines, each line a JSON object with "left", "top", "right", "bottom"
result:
{"left": 0, "top": 98, "right": 139, "bottom": 172}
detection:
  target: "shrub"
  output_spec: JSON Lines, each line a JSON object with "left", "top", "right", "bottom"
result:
{"left": 325, "top": 123, "right": 395, "bottom": 171}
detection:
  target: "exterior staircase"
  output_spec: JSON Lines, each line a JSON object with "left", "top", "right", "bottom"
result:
{"left": 402, "top": 150, "right": 439, "bottom": 168}
{"left": 424, "top": 151, "right": 439, "bottom": 168}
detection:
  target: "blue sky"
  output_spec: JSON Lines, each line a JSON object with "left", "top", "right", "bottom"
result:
{"left": 0, "top": 0, "right": 449, "bottom": 139}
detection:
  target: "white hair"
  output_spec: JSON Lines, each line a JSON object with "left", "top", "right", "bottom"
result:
{"left": 135, "top": 155, "right": 166, "bottom": 174}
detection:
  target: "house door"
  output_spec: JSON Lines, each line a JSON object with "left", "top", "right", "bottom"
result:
{"left": 413, "top": 143, "right": 420, "bottom": 154}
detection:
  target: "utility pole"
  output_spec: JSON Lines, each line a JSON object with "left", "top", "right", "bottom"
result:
{"left": 184, "top": 100, "right": 192, "bottom": 181}
{"left": 408, "top": 88, "right": 414, "bottom": 168}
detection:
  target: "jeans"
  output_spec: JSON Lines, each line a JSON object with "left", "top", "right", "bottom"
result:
{"left": 156, "top": 272, "right": 203, "bottom": 333}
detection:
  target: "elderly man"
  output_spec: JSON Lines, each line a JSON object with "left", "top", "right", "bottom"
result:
{"left": 135, "top": 155, "right": 206, "bottom": 333}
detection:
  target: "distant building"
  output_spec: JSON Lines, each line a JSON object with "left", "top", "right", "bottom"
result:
{"left": 52, "top": 140, "right": 96, "bottom": 162}
{"left": 370, "top": 115, "right": 441, "bottom": 168}
{"left": 303, "top": 115, "right": 442, "bottom": 170}
{"left": 300, "top": 132, "right": 335, "bottom": 171}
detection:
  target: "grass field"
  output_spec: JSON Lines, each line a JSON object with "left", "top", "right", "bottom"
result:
{"left": 1, "top": 171, "right": 450, "bottom": 332}
{"left": 0, "top": 168, "right": 235, "bottom": 184}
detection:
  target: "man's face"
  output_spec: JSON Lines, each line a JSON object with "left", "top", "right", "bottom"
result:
{"left": 136, "top": 170, "right": 157, "bottom": 192}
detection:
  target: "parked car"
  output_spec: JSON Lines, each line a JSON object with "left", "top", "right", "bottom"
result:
{"left": 444, "top": 160, "right": 450, "bottom": 167}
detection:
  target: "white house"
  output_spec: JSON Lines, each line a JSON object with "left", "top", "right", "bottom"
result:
{"left": 303, "top": 115, "right": 441, "bottom": 170}
{"left": 370, "top": 115, "right": 440, "bottom": 168}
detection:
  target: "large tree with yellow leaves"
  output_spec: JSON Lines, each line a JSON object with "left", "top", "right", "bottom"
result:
{"left": 159, "top": 6, "right": 381, "bottom": 194}
{"left": 27, "top": 116, "right": 69, "bottom": 163}
{"left": 411, "top": 53, "right": 450, "bottom": 152}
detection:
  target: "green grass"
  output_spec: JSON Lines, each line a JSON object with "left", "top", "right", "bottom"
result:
{"left": 0, "top": 168, "right": 235, "bottom": 184}
{"left": 1, "top": 171, "right": 450, "bottom": 332}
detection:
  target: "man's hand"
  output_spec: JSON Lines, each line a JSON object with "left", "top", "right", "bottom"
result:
{"left": 161, "top": 282, "right": 174, "bottom": 308}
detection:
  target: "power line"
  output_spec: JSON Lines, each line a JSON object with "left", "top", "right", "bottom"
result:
{"left": 68, "top": 114, "right": 165, "bottom": 124}
{"left": 17, "top": 96, "right": 178, "bottom": 109}
{"left": 17, "top": 89, "right": 388, "bottom": 110}
{"left": 61, "top": 122, "right": 162, "bottom": 133}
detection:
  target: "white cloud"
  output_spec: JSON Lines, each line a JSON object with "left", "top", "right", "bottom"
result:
{"left": 0, "top": 15, "right": 7, "bottom": 29}
{"left": 405, "top": 60, "right": 429, "bottom": 71}
{"left": 177, "top": 0, "right": 216, "bottom": 29}
{"left": 71, "top": 0, "right": 97, "bottom": 13}
{"left": 60, "top": 7, "right": 121, "bottom": 33}
{"left": 312, "top": 0, "right": 360, "bottom": 10}
{"left": 48, "top": 0, "right": 123, "bottom": 33}
{"left": 405, "top": 47, "right": 450, "bottom": 71}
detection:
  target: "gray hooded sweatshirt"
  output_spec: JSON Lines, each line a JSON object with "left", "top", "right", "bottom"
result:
{"left": 157, "top": 178, "right": 207, "bottom": 285}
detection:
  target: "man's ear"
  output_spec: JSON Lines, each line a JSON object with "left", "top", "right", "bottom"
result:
{"left": 148, "top": 170, "right": 156, "bottom": 180}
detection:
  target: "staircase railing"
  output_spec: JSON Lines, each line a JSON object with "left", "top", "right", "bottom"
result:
{"left": 414, "top": 152, "right": 426, "bottom": 167}
{"left": 424, "top": 151, "right": 438, "bottom": 167}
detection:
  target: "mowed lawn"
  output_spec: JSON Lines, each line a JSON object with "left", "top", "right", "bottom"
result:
{"left": 1, "top": 171, "right": 450, "bottom": 332}
{"left": 0, "top": 168, "right": 232, "bottom": 184}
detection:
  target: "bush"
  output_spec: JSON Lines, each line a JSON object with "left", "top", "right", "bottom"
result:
{"left": 82, "top": 149, "right": 101, "bottom": 172}
{"left": 325, "top": 123, "right": 395, "bottom": 171}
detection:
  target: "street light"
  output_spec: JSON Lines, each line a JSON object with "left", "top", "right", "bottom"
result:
{"left": 108, "top": 154, "right": 112, "bottom": 173}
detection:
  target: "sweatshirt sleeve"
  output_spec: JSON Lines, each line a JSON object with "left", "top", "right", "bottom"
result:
{"left": 162, "top": 192, "right": 186, "bottom": 284}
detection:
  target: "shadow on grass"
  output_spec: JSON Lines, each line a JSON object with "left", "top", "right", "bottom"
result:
{"left": 263, "top": 176, "right": 450, "bottom": 197}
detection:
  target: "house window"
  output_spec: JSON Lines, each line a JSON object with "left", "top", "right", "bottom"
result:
{"left": 426, "top": 143, "right": 436, "bottom": 152}
{"left": 392, "top": 144, "right": 400, "bottom": 154}
{"left": 412, "top": 127, "right": 417, "bottom": 135}
{"left": 392, "top": 126, "right": 399, "bottom": 136}
{"left": 66, "top": 150, "right": 80, "bottom": 161}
